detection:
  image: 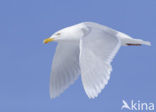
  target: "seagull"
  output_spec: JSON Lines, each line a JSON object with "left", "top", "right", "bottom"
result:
{"left": 43, "top": 22, "right": 151, "bottom": 99}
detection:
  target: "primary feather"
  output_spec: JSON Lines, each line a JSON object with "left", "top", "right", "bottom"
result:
{"left": 50, "top": 42, "right": 80, "bottom": 98}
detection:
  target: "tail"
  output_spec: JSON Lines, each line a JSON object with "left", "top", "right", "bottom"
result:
{"left": 117, "top": 32, "right": 151, "bottom": 46}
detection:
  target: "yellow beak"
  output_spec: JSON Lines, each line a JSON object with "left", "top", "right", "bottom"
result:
{"left": 43, "top": 38, "right": 55, "bottom": 44}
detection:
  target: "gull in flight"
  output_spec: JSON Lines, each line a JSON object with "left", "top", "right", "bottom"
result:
{"left": 43, "top": 22, "right": 151, "bottom": 99}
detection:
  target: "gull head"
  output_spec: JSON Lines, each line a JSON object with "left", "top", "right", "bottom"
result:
{"left": 43, "top": 24, "right": 85, "bottom": 44}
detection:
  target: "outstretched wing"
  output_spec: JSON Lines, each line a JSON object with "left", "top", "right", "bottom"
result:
{"left": 50, "top": 42, "right": 80, "bottom": 98}
{"left": 80, "top": 25, "right": 121, "bottom": 98}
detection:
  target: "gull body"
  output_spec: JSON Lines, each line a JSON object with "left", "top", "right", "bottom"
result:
{"left": 44, "top": 22, "right": 151, "bottom": 99}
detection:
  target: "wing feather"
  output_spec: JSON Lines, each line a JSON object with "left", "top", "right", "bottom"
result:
{"left": 80, "top": 24, "right": 121, "bottom": 98}
{"left": 50, "top": 42, "right": 80, "bottom": 98}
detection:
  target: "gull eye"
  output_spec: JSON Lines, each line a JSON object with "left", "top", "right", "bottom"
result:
{"left": 56, "top": 33, "right": 61, "bottom": 36}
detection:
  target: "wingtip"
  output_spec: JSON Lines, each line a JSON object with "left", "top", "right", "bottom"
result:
{"left": 50, "top": 95, "right": 56, "bottom": 99}
{"left": 49, "top": 91, "right": 58, "bottom": 99}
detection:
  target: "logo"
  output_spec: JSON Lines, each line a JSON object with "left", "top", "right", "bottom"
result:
{"left": 121, "top": 100, "right": 154, "bottom": 111}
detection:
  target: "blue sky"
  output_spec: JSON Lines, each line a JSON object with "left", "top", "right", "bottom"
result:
{"left": 0, "top": 0, "right": 156, "bottom": 111}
